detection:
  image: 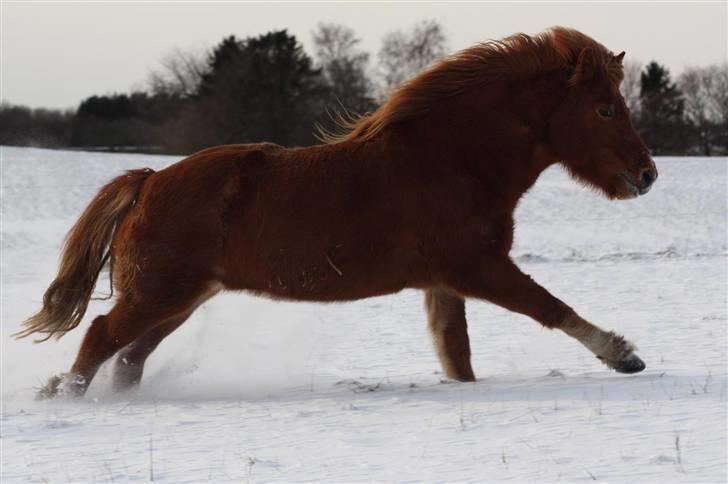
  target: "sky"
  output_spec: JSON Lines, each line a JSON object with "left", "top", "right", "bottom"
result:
{"left": 2, "top": 1, "right": 726, "bottom": 110}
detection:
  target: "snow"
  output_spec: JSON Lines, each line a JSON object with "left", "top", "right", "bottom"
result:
{"left": 1, "top": 146, "right": 726, "bottom": 482}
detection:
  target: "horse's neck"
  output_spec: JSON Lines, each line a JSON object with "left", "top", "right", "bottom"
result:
{"left": 394, "top": 75, "right": 565, "bottom": 209}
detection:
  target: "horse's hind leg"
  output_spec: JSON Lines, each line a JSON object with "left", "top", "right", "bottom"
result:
{"left": 54, "top": 303, "right": 179, "bottom": 397}
{"left": 425, "top": 288, "right": 476, "bottom": 382}
{"left": 111, "top": 283, "right": 221, "bottom": 392}
{"left": 42, "top": 282, "right": 216, "bottom": 398}
{"left": 112, "top": 313, "right": 190, "bottom": 392}
{"left": 36, "top": 305, "right": 155, "bottom": 397}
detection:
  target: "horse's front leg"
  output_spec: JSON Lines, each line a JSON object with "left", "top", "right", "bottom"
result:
{"left": 425, "top": 288, "right": 476, "bottom": 381}
{"left": 449, "top": 257, "right": 645, "bottom": 373}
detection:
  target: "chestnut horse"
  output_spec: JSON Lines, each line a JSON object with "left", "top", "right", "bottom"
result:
{"left": 18, "top": 27, "right": 657, "bottom": 398}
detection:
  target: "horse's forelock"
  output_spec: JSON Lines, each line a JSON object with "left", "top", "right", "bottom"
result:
{"left": 549, "top": 27, "right": 624, "bottom": 87}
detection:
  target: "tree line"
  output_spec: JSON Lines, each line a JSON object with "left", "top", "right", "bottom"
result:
{"left": 2, "top": 21, "right": 726, "bottom": 155}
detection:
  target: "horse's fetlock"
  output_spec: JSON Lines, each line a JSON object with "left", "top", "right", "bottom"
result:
{"left": 592, "top": 332, "right": 645, "bottom": 373}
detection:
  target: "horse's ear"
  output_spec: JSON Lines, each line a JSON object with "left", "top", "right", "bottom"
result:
{"left": 612, "top": 51, "right": 626, "bottom": 66}
{"left": 570, "top": 47, "right": 597, "bottom": 85}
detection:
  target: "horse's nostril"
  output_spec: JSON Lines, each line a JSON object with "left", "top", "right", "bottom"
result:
{"left": 641, "top": 169, "right": 655, "bottom": 187}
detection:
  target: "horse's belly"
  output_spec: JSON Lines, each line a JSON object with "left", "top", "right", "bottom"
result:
{"left": 243, "top": 280, "right": 407, "bottom": 303}
{"left": 221, "top": 245, "right": 410, "bottom": 302}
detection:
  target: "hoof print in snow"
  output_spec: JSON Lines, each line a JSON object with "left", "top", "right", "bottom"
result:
{"left": 336, "top": 380, "right": 382, "bottom": 393}
{"left": 547, "top": 369, "right": 566, "bottom": 378}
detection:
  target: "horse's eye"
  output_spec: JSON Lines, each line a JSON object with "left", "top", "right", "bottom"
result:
{"left": 597, "top": 105, "right": 615, "bottom": 119}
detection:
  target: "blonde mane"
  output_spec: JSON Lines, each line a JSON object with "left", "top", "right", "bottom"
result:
{"left": 325, "top": 27, "right": 623, "bottom": 144}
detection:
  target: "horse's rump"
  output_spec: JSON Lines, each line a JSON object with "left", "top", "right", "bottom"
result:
{"left": 15, "top": 168, "right": 154, "bottom": 341}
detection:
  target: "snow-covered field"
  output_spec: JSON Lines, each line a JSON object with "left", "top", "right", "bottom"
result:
{"left": 1, "top": 146, "right": 726, "bottom": 482}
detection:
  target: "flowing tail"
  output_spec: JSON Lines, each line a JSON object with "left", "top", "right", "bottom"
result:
{"left": 15, "top": 168, "right": 155, "bottom": 342}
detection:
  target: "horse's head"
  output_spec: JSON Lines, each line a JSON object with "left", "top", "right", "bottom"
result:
{"left": 550, "top": 48, "right": 657, "bottom": 199}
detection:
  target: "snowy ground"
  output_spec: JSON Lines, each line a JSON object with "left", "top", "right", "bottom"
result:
{"left": 1, "top": 146, "right": 726, "bottom": 482}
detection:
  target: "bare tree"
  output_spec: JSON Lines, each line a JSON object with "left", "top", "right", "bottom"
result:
{"left": 621, "top": 59, "right": 642, "bottom": 115}
{"left": 148, "top": 47, "right": 207, "bottom": 98}
{"left": 378, "top": 19, "right": 448, "bottom": 92}
{"left": 703, "top": 64, "right": 728, "bottom": 125}
{"left": 678, "top": 64, "right": 728, "bottom": 154}
{"left": 312, "top": 23, "right": 375, "bottom": 114}
{"left": 314, "top": 23, "right": 363, "bottom": 67}
{"left": 679, "top": 67, "right": 711, "bottom": 153}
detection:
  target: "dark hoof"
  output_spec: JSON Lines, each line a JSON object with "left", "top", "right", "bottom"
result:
{"left": 614, "top": 354, "right": 646, "bottom": 374}
{"left": 452, "top": 372, "right": 476, "bottom": 383}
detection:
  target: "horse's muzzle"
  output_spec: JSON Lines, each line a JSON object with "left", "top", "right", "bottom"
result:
{"left": 637, "top": 165, "right": 658, "bottom": 195}
{"left": 620, "top": 165, "right": 657, "bottom": 197}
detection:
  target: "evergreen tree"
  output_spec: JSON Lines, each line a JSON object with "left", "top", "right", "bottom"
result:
{"left": 638, "top": 61, "right": 689, "bottom": 154}
{"left": 187, "top": 30, "right": 329, "bottom": 148}
{"left": 198, "top": 36, "right": 244, "bottom": 96}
